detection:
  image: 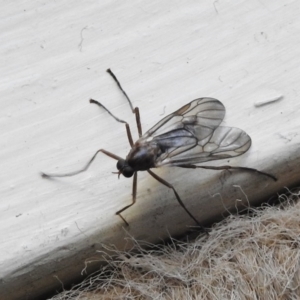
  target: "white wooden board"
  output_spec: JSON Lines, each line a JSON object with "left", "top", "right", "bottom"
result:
{"left": 1, "top": 1, "right": 300, "bottom": 299}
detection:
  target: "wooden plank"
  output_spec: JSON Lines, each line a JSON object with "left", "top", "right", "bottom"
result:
{"left": 1, "top": 0, "right": 299, "bottom": 299}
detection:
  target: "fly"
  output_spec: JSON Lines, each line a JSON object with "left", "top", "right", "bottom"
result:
{"left": 41, "top": 69, "right": 277, "bottom": 227}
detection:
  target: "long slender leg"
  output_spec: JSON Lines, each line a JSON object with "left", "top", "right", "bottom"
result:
{"left": 134, "top": 107, "right": 142, "bottom": 137}
{"left": 90, "top": 99, "right": 134, "bottom": 147}
{"left": 107, "top": 69, "right": 134, "bottom": 112}
{"left": 41, "top": 149, "right": 121, "bottom": 178}
{"left": 178, "top": 164, "right": 277, "bottom": 181}
{"left": 147, "top": 170, "right": 207, "bottom": 232}
{"left": 115, "top": 172, "right": 138, "bottom": 226}
{"left": 107, "top": 69, "right": 143, "bottom": 137}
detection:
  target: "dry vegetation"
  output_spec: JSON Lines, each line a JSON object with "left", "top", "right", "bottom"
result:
{"left": 50, "top": 190, "right": 300, "bottom": 300}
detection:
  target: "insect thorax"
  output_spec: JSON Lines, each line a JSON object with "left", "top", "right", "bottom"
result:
{"left": 126, "top": 142, "right": 159, "bottom": 171}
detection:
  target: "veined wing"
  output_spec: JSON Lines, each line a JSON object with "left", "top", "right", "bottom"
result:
{"left": 143, "top": 98, "right": 225, "bottom": 139}
{"left": 154, "top": 126, "right": 252, "bottom": 166}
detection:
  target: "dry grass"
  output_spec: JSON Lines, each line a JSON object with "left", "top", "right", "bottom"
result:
{"left": 50, "top": 190, "right": 300, "bottom": 300}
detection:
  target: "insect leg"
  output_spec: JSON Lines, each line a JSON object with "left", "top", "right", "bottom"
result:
{"left": 134, "top": 107, "right": 142, "bottom": 137}
{"left": 41, "top": 149, "right": 121, "bottom": 178}
{"left": 147, "top": 170, "right": 207, "bottom": 232}
{"left": 89, "top": 99, "right": 134, "bottom": 147}
{"left": 178, "top": 164, "right": 277, "bottom": 181}
{"left": 106, "top": 69, "right": 143, "bottom": 137}
{"left": 107, "top": 69, "right": 134, "bottom": 112}
{"left": 115, "top": 172, "right": 138, "bottom": 226}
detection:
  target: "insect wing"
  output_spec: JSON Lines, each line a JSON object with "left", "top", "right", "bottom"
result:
{"left": 143, "top": 98, "right": 225, "bottom": 139}
{"left": 157, "top": 126, "right": 252, "bottom": 166}
{"left": 138, "top": 98, "right": 226, "bottom": 165}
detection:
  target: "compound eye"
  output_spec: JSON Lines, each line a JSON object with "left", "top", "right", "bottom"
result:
{"left": 116, "top": 159, "right": 125, "bottom": 171}
{"left": 116, "top": 160, "right": 134, "bottom": 178}
{"left": 122, "top": 167, "right": 134, "bottom": 178}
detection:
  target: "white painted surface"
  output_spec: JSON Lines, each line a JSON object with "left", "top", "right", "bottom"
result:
{"left": 1, "top": 1, "right": 300, "bottom": 299}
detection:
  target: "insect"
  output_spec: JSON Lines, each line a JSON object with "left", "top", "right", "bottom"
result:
{"left": 42, "top": 69, "right": 276, "bottom": 227}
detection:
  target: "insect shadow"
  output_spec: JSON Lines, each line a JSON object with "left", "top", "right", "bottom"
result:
{"left": 41, "top": 69, "right": 277, "bottom": 229}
